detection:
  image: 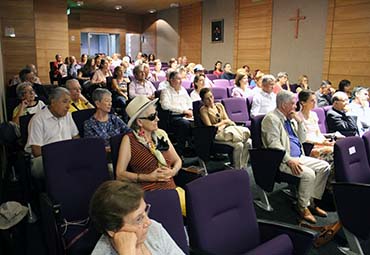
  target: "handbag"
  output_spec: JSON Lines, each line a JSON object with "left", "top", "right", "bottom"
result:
{"left": 299, "top": 221, "right": 342, "bottom": 247}
{"left": 215, "top": 124, "right": 250, "bottom": 143}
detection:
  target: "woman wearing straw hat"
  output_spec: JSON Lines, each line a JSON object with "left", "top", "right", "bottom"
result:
{"left": 116, "top": 96, "right": 185, "bottom": 214}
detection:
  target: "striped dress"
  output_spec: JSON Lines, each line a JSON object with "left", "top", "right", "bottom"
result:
{"left": 127, "top": 132, "right": 176, "bottom": 191}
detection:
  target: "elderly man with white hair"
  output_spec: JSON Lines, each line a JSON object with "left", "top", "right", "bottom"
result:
{"left": 348, "top": 86, "right": 370, "bottom": 136}
{"left": 261, "top": 90, "right": 330, "bottom": 224}
{"left": 250, "top": 74, "right": 277, "bottom": 117}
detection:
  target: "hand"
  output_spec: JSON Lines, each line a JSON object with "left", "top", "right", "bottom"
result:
{"left": 149, "top": 168, "right": 171, "bottom": 182}
{"left": 148, "top": 95, "right": 155, "bottom": 100}
{"left": 289, "top": 111, "right": 302, "bottom": 123}
{"left": 183, "top": 110, "right": 193, "bottom": 118}
{"left": 160, "top": 166, "right": 176, "bottom": 178}
{"left": 20, "top": 100, "right": 28, "bottom": 109}
{"left": 111, "top": 230, "right": 137, "bottom": 255}
{"left": 287, "top": 159, "right": 303, "bottom": 176}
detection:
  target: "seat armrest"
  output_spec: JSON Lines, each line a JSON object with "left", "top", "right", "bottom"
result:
{"left": 258, "top": 219, "right": 316, "bottom": 255}
{"left": 193, "top": 126, "right": 218, "bottom": 161}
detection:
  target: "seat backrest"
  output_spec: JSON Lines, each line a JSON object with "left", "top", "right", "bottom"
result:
{"left": 222, "top": 97, "right": 249, "bottom": 124}
{"left": 110, "top": 133, "right": 125, "bottom": 178}
{"left": 145, "top": 190, "right": 189, "bottom": 254}
{"left": 311, "top": 107, "right": 327, "bottom": 133}
{"left": 185, "top": 170, "right": 260, "bottom": 254}
{"left": 19, "top": 113, "right": 35, "bottom": 147}
{"left": 42, "top": 138, "right": 110, "bottom": 221}
{"left": 334, "top": 136, "right": 370, "bottom": 184}
{"left": 362, "top": 131, "right": 370, "bottom": 167}
{"left": 151, "top": 80, "right": 160, "bottom": 90}
{"left": 213, "top": 79, "right": 230, "bottom": 88}
{"left": 205, "top": 73, "right": 218, "bottom": 81}
{"left": 192, "top": 100, "right": 204, "bottom": 127}
{"left": 246, "top": 95, "right": 253, "bottom": 116}
{"left": 71, "top": 108, "right": 96, "bottom": 137}
{"left": 211, "top": 87, "right": 228, "bottom": 101}
{"left": 181, "top": 80, "right": 192, "bottom": 89}
{"left": 251, "top": 114, "right": 265, "bottom": 148}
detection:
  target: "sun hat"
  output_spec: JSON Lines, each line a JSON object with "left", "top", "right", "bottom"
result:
{"left": 126, "top": 95, "right": 159, "bottom": 128}
{"left": 193, "top": 64, "right": 205, "bottom": 73}
{"left": 0, "top": 201, "right": 28, "bottom": 230}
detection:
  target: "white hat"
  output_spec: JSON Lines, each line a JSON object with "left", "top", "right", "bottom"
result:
{"left": 0, "top": 201, "right": 28, "bottom": 230}
{"left": 126, "top": 96, "right": 159, "bottom": 128}
{"left": 193, "top": 64, "right": 205, "bottom": 72}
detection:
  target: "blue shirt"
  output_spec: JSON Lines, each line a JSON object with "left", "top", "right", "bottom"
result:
{"left": 285, "top": 120, "right": 302, "bottom": 157}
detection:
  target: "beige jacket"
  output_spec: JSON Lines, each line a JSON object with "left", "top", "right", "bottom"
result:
{"left": 261, "top": 108, "right": 306, "bottom": 164}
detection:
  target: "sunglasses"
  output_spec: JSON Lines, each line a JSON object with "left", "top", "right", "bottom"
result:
{"left": 139, "top": 112, "right": 158, "bottom": 121}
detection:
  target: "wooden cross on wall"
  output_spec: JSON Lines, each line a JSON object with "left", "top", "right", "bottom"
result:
{"left": 289, "top": 8, "right": 306, "bottom": 39}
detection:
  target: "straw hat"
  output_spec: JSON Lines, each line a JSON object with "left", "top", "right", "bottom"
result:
{"left": 126, "top": 95, "right": 159, "bottom": 128}
{"left": 0, "top": 201, "right": 28, "bottom": 230}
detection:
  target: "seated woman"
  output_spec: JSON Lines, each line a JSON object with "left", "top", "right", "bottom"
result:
{"left": 297, "top": 90, "right": 334, "bottom": 181}
{"left": 213, "top": 60, "right": 223, "bottom": 78}
{"left": 12, "top": 82, "right": 45, "bottom": 125}
{"left": 200, "top": 88, "right": 250, "bottom": 169}
{"left": 78, "top": 57, "right": 95, "bottom": 82}
{"left": 336, "top": 79, "right": 352, "bottom": 99}
{"left": 190, "top": 74, "right": 205, "bottom": 101}
{"left": 296, "top": 74, "right": 310, "bottom": 94}
{"left": 116, "top": 95, "right": 185, "bottom": 214}
{"left": 111, "top": 66, "right": 129, "bottom": 121}
{"left": 90, "top": 180, "right": 185, "bottom": 255}
{"left": 220, "top": 63, "right": 235, "bottom": 80}
{"left": 232, "top": 72, "right": 253, "bottom": 98}
{"left": 151, "top": 59, "right": 166, "bottom": 81}
{"left": 84, "top": 88, "right": 131, "bottom": 150}
{"left": 91, "top": 59, "right": 112, "bottom": 85}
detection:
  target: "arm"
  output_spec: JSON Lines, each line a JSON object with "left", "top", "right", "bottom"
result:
{"left": 250, "top": 95, "right": 261, "bottom": 117}
{"left": 31, "top": 145, "right": 42, "bottom": 157}
{"left": 111, "top": 79, "right": 128, "bottom": 99}
{"left": 128, "top": 82, "right": 137, "bottom": 99}
{"left": 12, "top": 102, "right": 27, "bottom": 125}
{"left": 160, "top": 89, "right": 187, "bottom": 114}
{"left": 79, "top": 94, "right": 94, "bottom": 109}
{"left": 327, "top": 111, "right": 357, "bottom": 136}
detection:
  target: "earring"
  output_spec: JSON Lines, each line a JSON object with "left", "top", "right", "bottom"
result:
{"left": 138, "top": 127, "right": 145, "bottom": 137}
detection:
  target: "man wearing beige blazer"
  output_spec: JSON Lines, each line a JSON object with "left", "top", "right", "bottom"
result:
{"left": 261, "top": 90, "right": 330, "bottom": 224}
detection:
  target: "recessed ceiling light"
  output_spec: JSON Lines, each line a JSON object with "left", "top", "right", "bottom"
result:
{"left": 76, "top": 1, "right": 84, "bottom": 7}
{"left": 170, "top": 3, "right": 179, "bottom": 8}
{"left": 148, "top": 9, "right": 157, "bottom": 13}
{"left": 115, "top": 5, "right": 122, "bottom": 10}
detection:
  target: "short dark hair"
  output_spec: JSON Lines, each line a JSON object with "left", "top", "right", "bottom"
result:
{"left": 89, "top": 181, "right": 143, "bottom": 234}
{"left": 19, "top": 68, "right": 32, "bottom": 82}
{"left": 193, "top": 74, "right": 205, "bottom": 89}
{"left": 168, "top": 71, "right": 179, "bottom": 81}
{"left": 338, "top": 79, "right": 351, "bottom": 92}
{"left": 199, "top": 87, "right": 211, "bottom": 101}
{"left": 298, "top": 89, "right": 315, "bottom": 103}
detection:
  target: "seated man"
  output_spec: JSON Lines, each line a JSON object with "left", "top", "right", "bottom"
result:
{"left": 66, "top": 79, "right": 94, "bottom": 112}
{"left": 26, "top": 87, "right": 79, "bottom": 178}
{"left": 315, "top": 80, "right": 333, "bottom": 107}
{"left": 128, "top": 64, "right": 156, "bottom": 100}
{"left": 160, "top": 71, "right": 193, "bottom": 156}
{"left": 326, "top": 91, "right": 359, "bottom": 137}
{"left": 348, "top": 86, "right": 370, "bottom": 136}
{"left": 250, "top": 74, "right": 277, "bottom": 117}
{"left": 261, "top": 90, "right": 330, "bottom": 224}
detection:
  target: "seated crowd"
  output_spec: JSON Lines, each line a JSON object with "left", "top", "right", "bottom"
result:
{"left": 4, "top": 50, "right": 370, "bottom": 254}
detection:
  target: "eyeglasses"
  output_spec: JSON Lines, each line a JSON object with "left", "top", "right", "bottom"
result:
{"left": 129, "top": 204, "right": 151, "bottom": 226}
{"left": 139, "top": 112, "right": 158, "bottom": 121}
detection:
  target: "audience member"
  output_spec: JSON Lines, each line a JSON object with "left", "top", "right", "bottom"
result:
{"left": 315, "top": 80, "right": 333, "bottom": 107}
{"left": 52, "top": 54, "right": 63, "bottom": 80}
{"left": 250, "top": 74, "right": 276, "bottom": 117}
{"left": 143, "top": 63, "right": 155, "bottom": 82}
{"left": 251, "top": 70, "right": 264, "bottom": 94}
{"left": 78, "top": 57, "right": 95, "bottom": 82}
{"left": 90, "top": 180, "right": 185, "bottom": 255}
{"left": 326, "top": 91, "right": 359, "bottom": 137}
{"left": 157, "top": 68, "right": 174, "bottom": 91}
{"left": 200, "top": 88, "right": 250, "bottom": 169}
{"left": 116, "top": 95, "right": 185, "bottom": 213}
{"left": 148, "top": 53, "right": 156, "bottom": 63}
{"left": 91, "top": 59, "right": 112, "bottom": 85}
{"left": 220, "top": 63, "right": 236, "bottom": 80}
{"left": 261, "top": 90, "right": 330, "bottom": 224}
{"left": 213, "top": 60, "right": 223, "bottom": 77}
{"left": 348, "top": 87, "right": 370, "bottom": 135}
{"left": 193, "top": 64, "right": 214, "bottom": 87}
{"left": 232, "top": 72, "right": 252, "bottom": 98}
{"left": 18, "top": 68, "right": 47, "bottom": 100}
{"left": 128, "top": 65, "right": 156, "bottom": 99}
{"left": 111, "top": 53, "right": 122, "bottom": 69}
{"left": 26, "top": 87, "right": 79, "bottom": 178}
{"left": 84, "top": 89, "right": 130, "bottom": 149}
{"left": 12, "top": 82, "right": 46, "bottom": 125}
{"left": 160, "top": 71, "right": 193, "bottom": 156}
{"left": 79, "top": 53, "right": 88, "bottom": 67}
{"left": 296, "top": 75, "right": 310, "bottom": 94}
{"left": 151, "top": 59, "right": 166, "bottom": 81}
{"left": 190, "top": 74, "right": 206, "bottom": 101}
{"left": 274, "top": 72, "right": 290, "bottom": 93}
{"left": 67, "top": 56, "right": 81, "bottom": 79}
{"left": 336, "top": 79, "right": 352, "bottom": 98}
{"left": 111, "top": 66, "right": 129, "bottom": 120}
{"left": 66, "top": 79, "right": 94, "bottom": 112}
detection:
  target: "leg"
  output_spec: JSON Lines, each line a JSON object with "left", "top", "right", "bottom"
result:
{"left": 171, "top": 117, "right": 191, "bottom": 156}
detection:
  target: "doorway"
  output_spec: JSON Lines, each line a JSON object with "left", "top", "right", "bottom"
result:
{"left": 81, "top": 32, "right": 120, "bottom": 56}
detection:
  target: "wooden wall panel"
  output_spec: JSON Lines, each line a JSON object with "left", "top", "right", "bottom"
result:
{"left": 179, "top": 3, "right": 202, "bottom": 63}
{"left": 323, "top": 0, "right": 370, "bottom": 88}
{"left": 34, "top": 0, "right": 69, "bottom": 84}
{"left": 234, "top": 0, "right": 273, "bottom": 73}
{"left": 68, "top": 10, "right": 142, "bottom": 59}
{"left": 0, "top": 0, "right": 36, "bottom": 84}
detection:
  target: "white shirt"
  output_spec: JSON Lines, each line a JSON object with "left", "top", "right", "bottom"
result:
{"left": 128, "top": 79, "right": 156, "bottom": 99}
{"left": 232, "top": 86, "right": 253, "bottom": 98}
{"left": 190, "top": 90, "right": 201, "bottom": 102}
{"left": 348, "top": 102, "right": 370, "bottom": 135}
{"left": 26, "top": 107, "right": 79, "bottom": 152}
{"left": 160, "top": 86, "right": 192, "bottom": 114}
{"left": 250, "top": 90, "right": 276, "bottom": 117}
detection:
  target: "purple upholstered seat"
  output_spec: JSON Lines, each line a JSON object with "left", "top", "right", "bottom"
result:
{"left": 205, "top": 73, "right": 218, "bottom": 81}
{"left": 311, "top": 107, "right": 327, "bottom": 133}
{"left": 222, "top": 97, "right": 251, "bottom": 129}
{"left": 362, "top": 131, "right": 370, "bottom": 167}
{"left": 211, "top": 87, "right": 228, "bottom": 101}
{"left": 185, "top": 170, "right": 314, "bottom": 254}
{"left": 213, "top": 79, "right": 231, "bottom": 88}
{"left": 181, "top": 80, "right": 192, "bottom": 89}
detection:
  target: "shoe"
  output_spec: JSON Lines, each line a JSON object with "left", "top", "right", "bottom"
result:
{"left": 309, "top": 206, "right": 328, "bottom": 217}
{"left": 298, "top": 207, "right": 317, "bottom": 224}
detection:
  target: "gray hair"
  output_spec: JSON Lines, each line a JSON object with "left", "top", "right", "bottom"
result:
{"left": 49, "top": 87, "right": 70, "bottom": 102}
{"left": 65, "top": 79, "right": 80, "bottom": 90}
{"left": 277, "top": 72, "right": 288, "bottom": 80}
{"left": 92, "top": 88, "right": 111, "bottom": 102}
{"left": 352, "top": 86, "right": 368, "bottom": 98}
{"left": 133, "top": 64, "right": 143, "bottom": 76}
{"left": 276, "top": 90, "right": 295, "bottom": 108}
{"left": 16, "top": 81, "right": 33, "bottom": 100}
{"left": 332, "top": 91, "right": 347, "bottom": 103}
{"left": 261, "top": 74, "right": 276, "bottom": 86}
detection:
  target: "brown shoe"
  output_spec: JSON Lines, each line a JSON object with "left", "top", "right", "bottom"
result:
{"left": 299, "top": 207, "right": 317, "bottom": 224}
{"left": 309, "top": 206, "right": 328, "bottom": 217}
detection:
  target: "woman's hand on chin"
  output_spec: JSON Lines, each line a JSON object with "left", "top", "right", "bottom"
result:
{"left": 112, "top": 230, "right": 137, "bottom": 255}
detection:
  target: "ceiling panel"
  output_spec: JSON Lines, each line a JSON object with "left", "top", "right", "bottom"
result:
{"left": 67, "top": 0, "right": 203, "bottom": 14}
